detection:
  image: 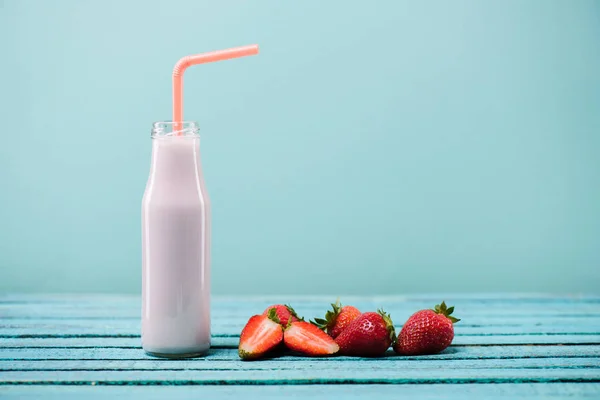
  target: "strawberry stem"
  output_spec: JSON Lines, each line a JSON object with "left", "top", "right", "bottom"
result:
{"left": 433, "top": 301, "right": 460, "bottom": 323}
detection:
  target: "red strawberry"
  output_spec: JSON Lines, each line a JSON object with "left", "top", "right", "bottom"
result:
{"left": 238, "top": 309, "right": 283, "bottom": 360}
{"left": 335, "top": 310, "right": 395, "bottom": 357}
{"left": 394, "top": 301, "right": 460, "bottom": 355}
{"left": 262, "top": 304, "right": 301, "bottom": 327}
{"left": 312, "top": 300, "right": 361, "bottom": 338}
{"left": 284, "top": 320, "right": 339, "bottom": 356}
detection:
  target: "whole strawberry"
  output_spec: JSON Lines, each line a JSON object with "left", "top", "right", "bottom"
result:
{"left": 394, "top": 301, "right": 460, "bottom": 356}
{"left": 262, "top": 304, "right": 301, "bottom": 327}
{"left": 312, "top": 300, "right": 361, "bottom": 338}
{"left": 335, "top": 310, "right": 395, "bottom": 357}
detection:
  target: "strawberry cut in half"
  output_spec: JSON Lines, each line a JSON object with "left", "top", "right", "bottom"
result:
{"left": 238, "top": 308, "right": 284, "bottom": 360}
{"left": 284, "top": 321, "right": 339, "bottom": 356}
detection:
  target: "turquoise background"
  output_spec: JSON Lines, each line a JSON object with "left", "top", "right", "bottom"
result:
{"left": 1, "top": 0, "right": 599, "bottom": 295}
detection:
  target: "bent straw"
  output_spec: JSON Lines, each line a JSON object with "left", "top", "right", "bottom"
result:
{"left": 172, "top": 44, "right": 259, "bottom": 134}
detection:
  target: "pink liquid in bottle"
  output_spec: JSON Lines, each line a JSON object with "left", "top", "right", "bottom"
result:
{"left": 142, "top": 121, "right": 211, "bottom": 358}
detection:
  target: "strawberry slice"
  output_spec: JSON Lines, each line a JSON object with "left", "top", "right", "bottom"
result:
{"left": 284, "top": 321, "right": 339, "bottom": 356}
{"left": 238, "top": 309, "right": 284, "bottom": 360}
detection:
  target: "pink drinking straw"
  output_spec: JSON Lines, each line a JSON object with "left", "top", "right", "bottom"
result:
{"left": 172, "top": 44, "right": 259, "bottom": 133}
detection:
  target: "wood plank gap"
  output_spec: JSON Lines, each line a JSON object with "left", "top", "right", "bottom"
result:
{"left": 3, "top": 343, "right": 600, "bottom": 350}
{"left": 4, "top": 365, "right": 600, "bottom": 373}
{"left": 4, "top": 355, "right": 600, "bottom": 362}
{"left": 3, "top": 332, "right": 599, "bottom": 339}
{"left": 2, "top": 378, "right": 600, "bottom": 386}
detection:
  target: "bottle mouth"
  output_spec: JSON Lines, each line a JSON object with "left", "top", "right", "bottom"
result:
{"left": 151, "top": 121, "right": 199, "bottom": 138}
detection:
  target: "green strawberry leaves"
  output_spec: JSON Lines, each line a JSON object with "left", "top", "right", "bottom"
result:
{"left": 285, "top": 304, "right": 304, "bottom": 322}
{"left": 433, "top": 301, "right": 461, "bottom": 324}
{"left": 378, "top": 308, "right": 397, "bottom": 344}
{"left": 311, "top": 299, "right": 342, "bottom": 330}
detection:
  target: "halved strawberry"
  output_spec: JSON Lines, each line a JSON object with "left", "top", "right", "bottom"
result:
{"left": 238, "top": 309, "right": 283, "bottom": 360}
{"left": 312, "top": 299, "right": 361, "bottom": 338}
{"left": 262, "top": 304, "right": 302, "bottom": 327}
{"left": 284, "top": 321, "right": 339, "bottom": 356}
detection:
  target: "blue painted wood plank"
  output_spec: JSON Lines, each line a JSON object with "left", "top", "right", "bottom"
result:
{"left": 1, "top": 367, "right": 599, "bottom": 385}
{"left": 0, "top": 337, "right": 236, "bottom": 349}
{"left": 3, "top": 357, "right": 599, "bottom": 372}
{"left": 1, "top": 383, "right": 599, "bottom": 399}
{"left": 2, "top": 319, "right": 598, "bottom": 337}
{"left": 2, "top": 296, "right": 598, "bottom": 320}
{"left": 3, "top": 333, "right": 600, "bottom": 349}
{"left": 4, "top": 315, "right": 599, "bottom": 328}
{"left": 2, "top": 345, "right": 599, "bottom": 361}
{"left": 2, "top": 334, "right": 600, "bottom": 346}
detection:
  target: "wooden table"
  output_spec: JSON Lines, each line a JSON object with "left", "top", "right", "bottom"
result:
{"left": 1, "top": 294, "right": 599, "bottom": 398}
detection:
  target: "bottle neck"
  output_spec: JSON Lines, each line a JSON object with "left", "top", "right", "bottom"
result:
{"left": 151, "top": 121, "right": 200, "bottom": 138}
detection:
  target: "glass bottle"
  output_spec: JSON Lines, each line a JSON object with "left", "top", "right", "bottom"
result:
{"left": 141, "top": 121, "right": 211, "bottom": 358}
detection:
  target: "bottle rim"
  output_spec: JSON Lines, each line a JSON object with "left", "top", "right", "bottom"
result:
{"left": 151, "top": 121, "right": 199, "bottom": 138}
